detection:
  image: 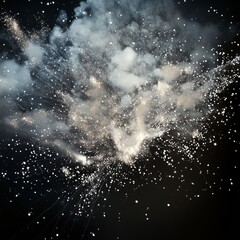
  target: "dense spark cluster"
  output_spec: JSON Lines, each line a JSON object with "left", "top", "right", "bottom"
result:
{"left": 0, "top": 0, "right": 239, "bottom": 236}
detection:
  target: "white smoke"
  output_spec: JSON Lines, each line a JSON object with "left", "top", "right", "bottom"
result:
{"left": 0, "top": 60, "right": 31, "bottom": 95}
{"left": 1, "top": 0, "right": 239, "bottom": 165}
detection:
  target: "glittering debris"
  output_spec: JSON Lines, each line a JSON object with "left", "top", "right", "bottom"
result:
{"left": 0, "top": 0, "right": 239, "bottom": 234}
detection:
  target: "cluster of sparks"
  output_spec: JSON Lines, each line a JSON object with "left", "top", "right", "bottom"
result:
{"left": 0, "top": 0, "right": 240, "bottom": 238}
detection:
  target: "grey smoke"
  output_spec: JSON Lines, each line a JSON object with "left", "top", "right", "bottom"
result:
{"left": 0, "top": 0, "right": 238, "bottom": 164}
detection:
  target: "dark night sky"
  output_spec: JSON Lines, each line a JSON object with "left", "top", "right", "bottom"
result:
{"left": 0, "top": 0, "right": 240, "bottom": 240}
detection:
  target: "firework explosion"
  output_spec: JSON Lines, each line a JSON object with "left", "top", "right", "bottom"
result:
{"left": 0, "top": 0, "right": 239, "bottom": 239}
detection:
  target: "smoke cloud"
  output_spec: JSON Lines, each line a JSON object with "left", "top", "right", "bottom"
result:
{"left": 0, "top": 0, "right": 239, "bottom": 165}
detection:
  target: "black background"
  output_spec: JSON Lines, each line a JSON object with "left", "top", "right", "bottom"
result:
{"left": 0, "top": 0, "right": 240, "bottom": 239}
